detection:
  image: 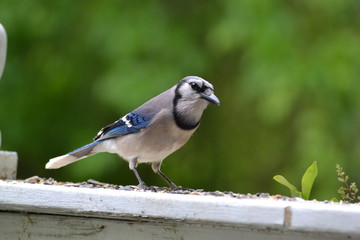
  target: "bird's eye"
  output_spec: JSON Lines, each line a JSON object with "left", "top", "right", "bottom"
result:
{"left": 190, "top": 82, "right": 201, "bottom": 91}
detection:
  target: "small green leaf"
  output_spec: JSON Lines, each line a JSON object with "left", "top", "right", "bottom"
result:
{"left": 273, "top": 175, "right": 302, "bottom": 198}
{"left": 301, "top": 161, "right": 318, "bottom": 200}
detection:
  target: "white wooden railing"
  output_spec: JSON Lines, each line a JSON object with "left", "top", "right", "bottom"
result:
{"left": 0, "top": 179, "right": 360, "bottom": 240}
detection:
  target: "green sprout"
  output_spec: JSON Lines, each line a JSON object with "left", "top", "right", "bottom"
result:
{"left": 273, "top": 161, "right": 318, "bottom": 200}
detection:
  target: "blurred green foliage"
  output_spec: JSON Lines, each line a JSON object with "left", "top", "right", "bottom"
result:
{"left": 0, "top": 0, "right": 360, "bottom": 199}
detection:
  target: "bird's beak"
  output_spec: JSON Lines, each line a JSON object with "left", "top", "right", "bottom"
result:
{"left": 200, "top": 93, "right": 220, "bottom": 106}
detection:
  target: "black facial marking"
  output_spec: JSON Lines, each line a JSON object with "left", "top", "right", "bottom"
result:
{"left": 173, "top": 80, "right": 185, "bottom": 107}
{"left": 189, "top": 79, "right": 212, "bottom": 93}
{"left": 190, "top": 81, "right": 208, "bottom": 93}
{"left": 200, "top": 85, "right": 207, "bottom": 92}
{"left": 172, "top": 80, "right": 200, "bottom": 130}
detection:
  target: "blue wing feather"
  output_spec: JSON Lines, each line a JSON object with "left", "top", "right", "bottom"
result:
{"left": 93, "top": 112, "right": 151, "bottom": 141}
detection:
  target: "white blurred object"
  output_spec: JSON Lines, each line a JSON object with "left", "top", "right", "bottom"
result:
{"left": 0, "top": 23, "right": 7, "bottom": 79}
{"left": 0, "top": 151, "right": 17, "bottom": 179}
{"left": 0, "top": 24, "right": 16, "bottom": 179}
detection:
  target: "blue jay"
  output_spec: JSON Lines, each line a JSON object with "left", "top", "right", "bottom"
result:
{"left": 45, "top": 76, "right": 220, "bottom": 189}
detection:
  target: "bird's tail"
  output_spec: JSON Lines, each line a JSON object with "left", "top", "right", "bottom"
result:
{"left": 45, "top": 141, "right": 101, "bottom": 169}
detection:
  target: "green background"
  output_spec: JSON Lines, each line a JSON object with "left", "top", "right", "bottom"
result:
{"left": 1, "top": 0, "right": 360, "bottom": 200}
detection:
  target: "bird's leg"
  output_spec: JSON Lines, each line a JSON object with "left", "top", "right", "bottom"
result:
{"left": 157, "top": 171, "right": 180, "bottom": 190}
{"left": 129, "top": 158, "right": 147, "bottom": 189}
{"left": 133, "top": 168, "right": 147, "bottom": 189}
{"left": 152, "top": 162, "right": 181, "bottom": 190}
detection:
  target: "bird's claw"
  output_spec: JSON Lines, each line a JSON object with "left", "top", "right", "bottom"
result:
{"left": 137, "top": 183, "right": 156, "bottom": 191}
{"left": 170, "top": 185, "right": 183, "bottom": 191}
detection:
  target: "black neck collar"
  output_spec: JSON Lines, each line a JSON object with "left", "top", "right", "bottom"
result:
{"left": 172, "top": 82, "right": 200, "bottom": 130}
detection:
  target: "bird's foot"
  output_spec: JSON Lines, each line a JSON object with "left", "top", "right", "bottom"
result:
{"left": 137, "top": 183, "right": 156, "bottom": 191}
{"left": 169, "top": 184, "right": 183, "bottom": 191}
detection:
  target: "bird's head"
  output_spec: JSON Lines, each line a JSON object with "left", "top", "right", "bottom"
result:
{"left": 175, "top": 76, "right": 220, "bottom": 106}
{"left": 173, "top": 76, "right": 220, "bottom": 130}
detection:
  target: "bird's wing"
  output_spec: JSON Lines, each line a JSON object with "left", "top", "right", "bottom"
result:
{"left": 93, "top": 112, "right": 151, "bottom": 141}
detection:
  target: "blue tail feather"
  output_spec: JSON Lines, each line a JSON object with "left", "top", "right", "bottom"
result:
{"left": 68, "top": 140, "right": 102, "bottom": 158}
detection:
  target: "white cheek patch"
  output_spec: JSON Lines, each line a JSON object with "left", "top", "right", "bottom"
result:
{"left": 179, "top": 84, "right": 192, "bottom": 95}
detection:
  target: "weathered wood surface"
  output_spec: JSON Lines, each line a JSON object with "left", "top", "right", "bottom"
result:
{"left": 0, "top": 212, "right": 351, "bottom": 240}
{"left": 0, "top": 181, "right": 359, "bottom": 239}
